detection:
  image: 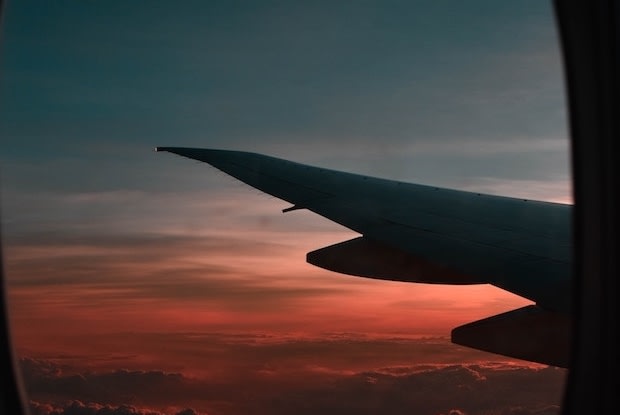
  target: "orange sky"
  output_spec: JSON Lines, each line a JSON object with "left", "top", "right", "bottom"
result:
{"left": 2, "top": 177, "right": 567, "bottom": 415}
{"left": 6, "top": 188, "right": 534, "bottom": 364}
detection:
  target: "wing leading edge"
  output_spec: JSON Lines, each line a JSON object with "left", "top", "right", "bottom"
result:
{"left": 157, "top": 147, "right": 572, "bottom": 367}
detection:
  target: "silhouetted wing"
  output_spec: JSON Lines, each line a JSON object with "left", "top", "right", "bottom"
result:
{"left": 451, "top": 305, "right": 570, "bottom": 367}
{"left": 157, "top": 147, "right": 572, "bottom": 366}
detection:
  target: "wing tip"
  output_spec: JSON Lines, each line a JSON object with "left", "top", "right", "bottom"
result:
{"left": 154, "top": 146, "right": 197, "bottom": 156}
{"left": 153, "top": 147, "right": 236, "bottom": 165}
{"left": 155, "top": 146, "right": 174, "bottom": 153}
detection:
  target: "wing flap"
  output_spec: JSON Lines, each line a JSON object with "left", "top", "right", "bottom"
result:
{"left": 307, "top": 236, "right": 486, "bottom": 284}
{"left": 451, "top": 305, "right": 570, "bottom": 367}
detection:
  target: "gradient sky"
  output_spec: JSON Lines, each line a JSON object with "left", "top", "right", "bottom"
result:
{"left": 1, "top": 1, "right": 570, "bottom": 414}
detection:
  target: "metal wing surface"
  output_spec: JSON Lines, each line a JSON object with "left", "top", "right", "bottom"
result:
{"left": 157, "top": 147, "right": 572, "bottom": 366}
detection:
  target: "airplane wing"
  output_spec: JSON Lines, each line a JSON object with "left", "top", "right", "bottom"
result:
{"left": 156, "top": 147, "right": 572, "bottom": 367}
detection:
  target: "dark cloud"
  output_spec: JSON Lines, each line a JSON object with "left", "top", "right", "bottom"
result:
{"left": 6, "top": 228, "right": 348, "bottom": 312}
{"left": 21, "top": 336, "right": 489, "bottom": 382}
{"left": 19, "top": 336, "right": 565, "bottom": 415}
{"left": 20, "top": 358, "right": 208, "bottom": 408}
{"left": 7, "top": 231, "right": 286, "bottom": 253}
{"left": 29, "top": 400, "right": 200, "bottom": 415}
{"left": 254, "top": 364, "right": 564, "bottom": 415}
{"left": 6, "top": 230, "right": 291, "bottom": 269}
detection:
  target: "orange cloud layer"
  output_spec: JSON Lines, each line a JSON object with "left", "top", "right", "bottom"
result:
{"left": 6, "top": 223, "right": 531, "bottom": 365}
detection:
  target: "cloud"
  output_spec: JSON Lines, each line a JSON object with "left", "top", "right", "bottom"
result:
{"left": 6, "top": 217, "right": 529, "bottom": 342}
{"left": 262, "top": 364, "right": 563, "bottom": 415}
{"left": 20, "top": 359, "right": 208, "bottom": 409}
{"left": 29, "top": 400, "right": 201, "bottom": 415}
{"left": 5, "top": 224, "right": 348, "bottom": 295}
{"left": 8, "top": 237, "right": 530, "bottom": 361}
{"left": 19, "top": 335, "right": 565, "bottom": 415}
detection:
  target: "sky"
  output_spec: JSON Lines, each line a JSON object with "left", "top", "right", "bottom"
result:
{"left": 1, "top": 1, "right": 570, "bottom": 414}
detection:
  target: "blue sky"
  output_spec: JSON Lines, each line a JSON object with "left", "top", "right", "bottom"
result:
{"left": 1, "top": 1, "right": 570, "bottom": 251}
{"left": 2, "top": 0, "right": 568, "bottom": 194}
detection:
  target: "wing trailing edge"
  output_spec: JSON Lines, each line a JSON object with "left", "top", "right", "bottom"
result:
{"left": 451, "top": 305, "right": 570, "bottom": 367}
{"left": 307, "top": 236, "right": 487, "bottom": 284}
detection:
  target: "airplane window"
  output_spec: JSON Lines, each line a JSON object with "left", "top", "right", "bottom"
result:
{"left": 1, "top": 1, "right": 570, "bottom": 414}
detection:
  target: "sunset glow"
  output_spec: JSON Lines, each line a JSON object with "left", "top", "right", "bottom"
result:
{"left": 2, "top": 1, "right": 569, "bottom": 413}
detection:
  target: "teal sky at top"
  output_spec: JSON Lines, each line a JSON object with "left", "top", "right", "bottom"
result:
{"left": 1, "top": 1, "right": 567, "bottom": 195}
